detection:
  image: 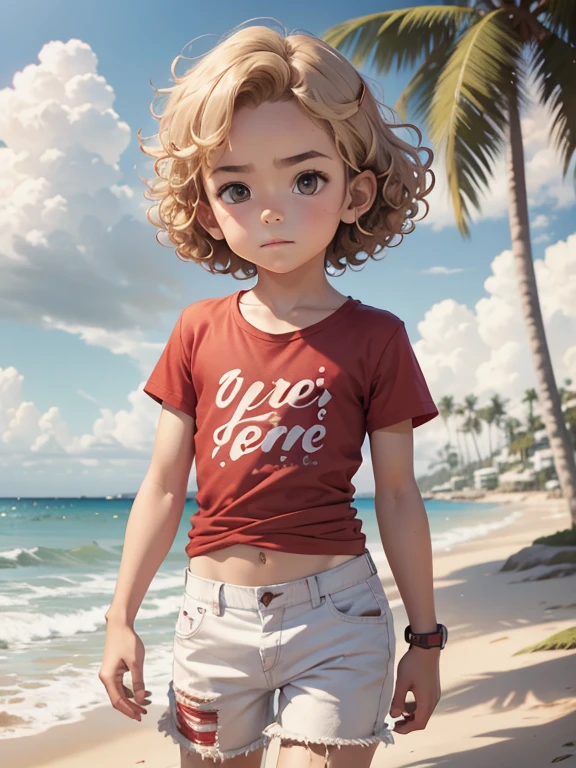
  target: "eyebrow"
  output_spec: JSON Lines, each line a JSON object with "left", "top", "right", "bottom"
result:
{"left": 209, "top": 150, "right": 332, "bottom": 177}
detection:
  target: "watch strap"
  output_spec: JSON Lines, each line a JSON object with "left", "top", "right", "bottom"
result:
{"left": 405, "top": 623, "right": 447, "bottom": 649}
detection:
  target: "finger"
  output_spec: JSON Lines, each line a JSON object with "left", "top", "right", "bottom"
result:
{"left": 390, "top": 686, "right": 412, "bottom": 719}
{"left": 102, "top": 677, "right": 144, "bottom": 720}
{"left": 404, "top": 700, "right": 417, "bottom": 716}
{"left": 128, "top": 665, "right": 147, "bottom": 706}
{"left": 109, "top": 673, "right": 147, "bottom": 718}
{"left": 124, "top": 686, "right": 152, "bottom": 705}
{"left": 122, "top": 686, "right": 150, "bottom": 712}
{"left": 394, "top": 712, "right": 429, "bottom": 734}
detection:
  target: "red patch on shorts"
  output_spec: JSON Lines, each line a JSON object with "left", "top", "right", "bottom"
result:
{"left": 175, "top": 700, "right": 218, "bottom": 746}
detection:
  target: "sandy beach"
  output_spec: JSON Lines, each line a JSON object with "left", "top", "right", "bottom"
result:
{"left": 3, "top": 491, "right": 576, "bottom": 768}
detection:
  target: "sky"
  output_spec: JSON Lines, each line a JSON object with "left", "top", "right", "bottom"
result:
{"left": 0, "top": 0, "right": 575, "bottom": 497}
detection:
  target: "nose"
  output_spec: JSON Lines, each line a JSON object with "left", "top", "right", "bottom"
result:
{"left": 261, "top": 209, "right": 283, "bottom": 224}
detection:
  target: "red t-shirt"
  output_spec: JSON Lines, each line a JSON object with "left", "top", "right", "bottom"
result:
{"left": 143, "top": 289, "right": 438, "bottom": 558}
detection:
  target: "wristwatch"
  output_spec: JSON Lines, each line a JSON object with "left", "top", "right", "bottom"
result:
{"left": 405, "top": 623, "right": 448, "bottom": 649}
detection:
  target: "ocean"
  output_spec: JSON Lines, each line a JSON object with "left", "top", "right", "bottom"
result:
{"left": 0, "top": 496, "right": 522, "bottom": 739}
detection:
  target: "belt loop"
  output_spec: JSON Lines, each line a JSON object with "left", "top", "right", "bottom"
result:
{"left": 212, "top": 581, "right": 223, "bottom": 616}
{"left": 306, "top": 574, "right": 322, "bottom": 608}
{"left": 364, "top": 548, "right": 378, "bottom": 575}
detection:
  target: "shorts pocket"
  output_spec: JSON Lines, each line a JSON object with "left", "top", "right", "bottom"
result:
{"left": 326, "top": 574, "right": 389, "bottom": 624}
{"left": 174, "top": 591, "right": 208, "bottom": 640}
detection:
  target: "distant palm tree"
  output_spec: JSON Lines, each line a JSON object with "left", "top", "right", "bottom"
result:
{"left": 510, "top": 431, "right": 536, "bottom": 468}
{"left": 490, "top": 394, "right": 509, "bottom": 451}
{"left": 523, "top": 386, "right": 543, "bottom": 432}
{"left": 438, "top": 395, "right": 454, "bottom": 441}
{"left": 504, "top": 416, "right": 523, "bottom": 447}
{"left": 523, "top": 387, "right": 539, "bottom": 421}
{"left": 323, "top": 0, "right": 576, "bottom": 527}
{"left": 463, "top": 394, "right": 483, "bottom": 463}
{"left": 428, "top": 441, "right": 459, "bottom": 472}
{"left": 455, "top": 403, "right": 471, "bottom": 466}
{"left": 438, "top": 394, "right": 464, "bottom": 467}
{"left": 477, "top": 404, "right": 496, "bottom": 461}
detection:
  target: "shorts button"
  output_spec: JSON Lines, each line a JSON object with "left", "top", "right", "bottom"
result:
{"left": 260, "top": 591, "right": 282, "bottom": 607}
{"left": 260, "top": 591, "right": 273, "bottom": 607}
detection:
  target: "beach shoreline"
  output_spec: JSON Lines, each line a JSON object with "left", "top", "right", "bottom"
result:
{"left": 2, "top": 491, "right": 575, "bottom": 768}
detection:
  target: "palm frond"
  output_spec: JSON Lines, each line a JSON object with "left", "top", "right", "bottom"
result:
{"left": 322, "top": 5, "right": 474, "bottom": 73}
{"left": 394, "top": 43, "right": 455, "bottom": 123}
{"left": 429, "top": 8, "right": 522, "bottom": 236}
{"left": 536, "top": 0, "right": 576, "bottom": 44}
{"left": 532, "top": 32, "right": 576, "bottom": 181}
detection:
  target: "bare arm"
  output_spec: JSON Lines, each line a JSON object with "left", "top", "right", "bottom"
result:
{"left": 105, "top": 402, "right": 196, "bottom": 627}
{"left": 370, "top": 418, "right": 442, "bottom": 734}
{"left": 369, "top": 418, "right": 438, "bottom": 636}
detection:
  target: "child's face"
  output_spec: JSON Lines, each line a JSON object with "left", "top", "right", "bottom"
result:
{"left": 198, "top": 99, "right": 372, "bottom": 274}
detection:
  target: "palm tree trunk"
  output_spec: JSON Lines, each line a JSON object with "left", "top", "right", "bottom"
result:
{"left": 506, "top": 86, "right": 576, "bottom": 527}
{"left": 461, "top": 428, "right": 470, "bottom": 466}
{"left": 470, "top": 429, "right": 482, "bottom": 464}
{"left": 454, "top": 419, "right": 464, "bottom": 469}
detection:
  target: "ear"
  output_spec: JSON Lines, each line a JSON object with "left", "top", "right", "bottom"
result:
{"left": 196, "top": 199, "right": 226, "bottom": 241}
{"left": 340, "top": 168, "right": 378, "bottom": 226}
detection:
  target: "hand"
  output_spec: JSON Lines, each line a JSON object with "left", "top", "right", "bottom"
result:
{"left": 98, "top": 619, "right": 151, "bottom": 721}
{"left": 390, "top": 645, "right": 441, "bottom": 733}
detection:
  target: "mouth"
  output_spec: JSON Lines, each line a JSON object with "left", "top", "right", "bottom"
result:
{"left": 261, "top": 240, "right": 294, "bottom": 247}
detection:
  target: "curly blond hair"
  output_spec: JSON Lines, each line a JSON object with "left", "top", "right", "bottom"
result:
{"left": 138, "top": 22, "right": 434, "bottom": 279}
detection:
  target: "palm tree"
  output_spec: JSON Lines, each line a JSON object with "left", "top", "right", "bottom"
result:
{"left": 463, "top": 394, "right": 484, "bottom": 463}
{"left": 510, "top": 431, "right": 536, "bottom": 468}
{"left": 523, "top": 387, "right": 539, "bottom": 421}
{"left": 428, "top": 441, "right": 459, "bottom": 472}
{"left": 323, "top": 0, "right": 576, "bottom": 527}
{"left": 504, "top": 415, "right": 523, "bottom": 447}
{"left": 477, "top": 404, "right": 497, "bottom": 461}
{"left": 523, "top": 386, "right": 543, "bottom": 432}
{"left": 490, "top": 394, "right": 509, "bottom": 451}
{"left": 455, "top": 403, "right": 471, "bottom": 466}
{"left": 437, "top": 395, "right": 453, "bottom": 441}
{"left": 438, "top": 394, "right": 465, "bottom": 467}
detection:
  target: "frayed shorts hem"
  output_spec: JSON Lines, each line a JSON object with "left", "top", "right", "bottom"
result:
{"left": 262, "top": 720, "right": 396, "bottom": 749}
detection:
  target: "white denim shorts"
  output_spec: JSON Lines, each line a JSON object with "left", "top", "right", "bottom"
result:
{"left": 157, "top": 548, "right": 396, "bottom": 763}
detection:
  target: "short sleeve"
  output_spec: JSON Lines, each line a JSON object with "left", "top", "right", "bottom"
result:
{"left": 143, "top": 310, "right": 197, "bottom": 419}
{"left": 366, "top": 322, "right": 438, "bottom": 434}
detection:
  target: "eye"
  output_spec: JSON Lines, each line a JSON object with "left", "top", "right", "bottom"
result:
{"left": 215, "top": 170, "right": 330, "bottom": 205}
{"left": 293, "top": 170, "right": 329, "bottom": 196}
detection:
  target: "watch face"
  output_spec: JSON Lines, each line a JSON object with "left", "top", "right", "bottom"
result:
{"left": 440, "top": 624, "right": 448, "bottom": 648}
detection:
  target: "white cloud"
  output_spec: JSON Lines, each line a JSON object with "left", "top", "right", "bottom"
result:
{"left": 531, "top": 214, "right": 549, "bottom": 229}
{"left": 421, "top": 266, "right": 466, "bottom": 275}
{"left": 0, "top": 38, "right": 192, "bottom": 341}
{"left": 0, "top": 363, "right": 175, "bottom": 493}
{"left": 408, "top": 233, "right": 576, "bottom": 477}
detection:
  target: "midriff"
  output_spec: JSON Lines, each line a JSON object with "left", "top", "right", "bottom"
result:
{"left": 188, "top": 544, "right": 357, "bottom": 586}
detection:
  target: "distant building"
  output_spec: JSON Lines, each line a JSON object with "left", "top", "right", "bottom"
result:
{"left": 430, "top": 482, "right": 453, "bottom": 493}
{"left": 530, "top": 447, "right": 554, "bottom": 472}
{"left": 450, "top": 475, "right": 467, "bottom": 491}
{"left": 499, "top": 468, "right": 536, "bottom": 491}
{"left": 491, "top": 448, "right": 513, "bottom": 470}
{"left": 473, "top": 467, "right": 499, "bottom": 490}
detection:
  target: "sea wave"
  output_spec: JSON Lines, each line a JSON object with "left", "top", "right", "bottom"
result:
{"left": 0, "top": 542, "right": 119, "bottom": 569}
